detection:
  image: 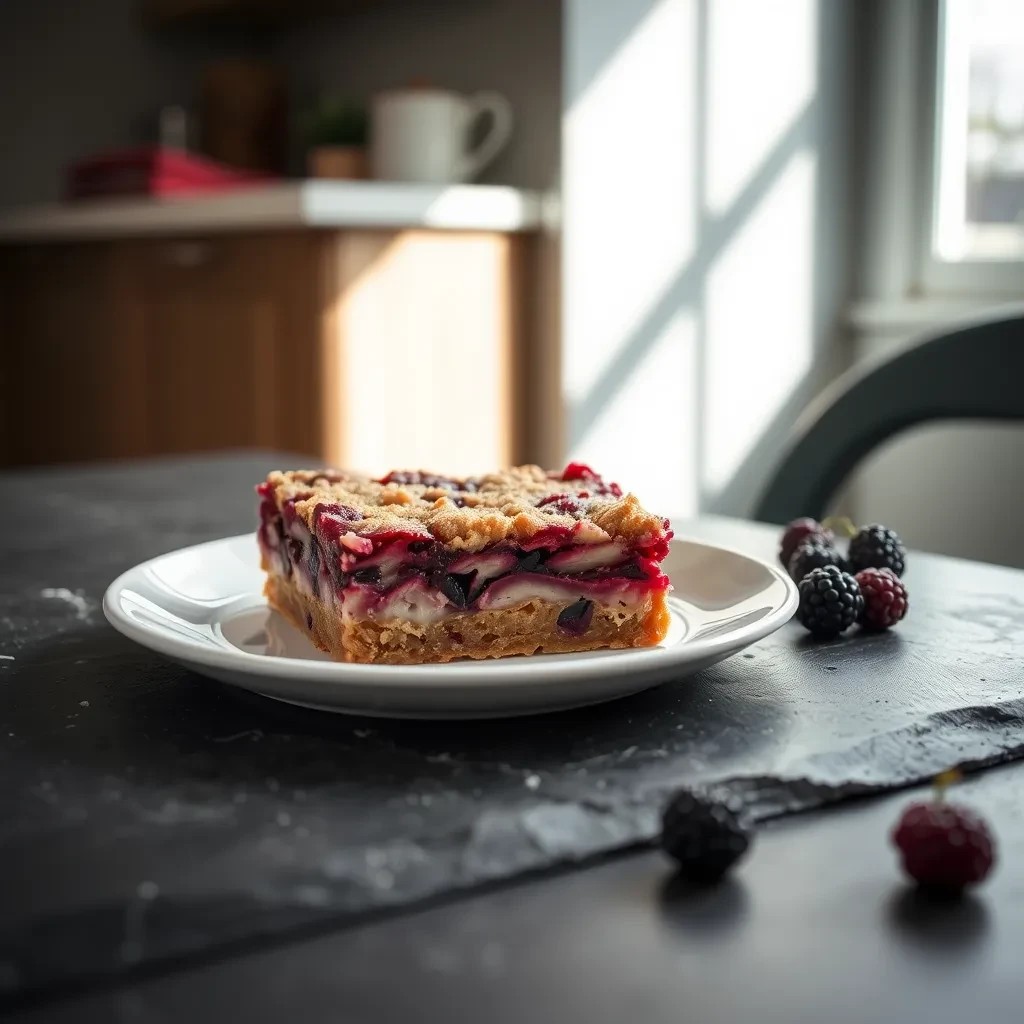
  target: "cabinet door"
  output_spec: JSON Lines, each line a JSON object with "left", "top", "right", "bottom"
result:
{"left": 333, "top": 230, "right": 525, "bottom": 476}
{"left": 121, "top": 233, "right": 328, "bottom": 458}
{"left": 0, "top": 234, "right": 330, "bottom": 467}
{"left": 1, "top": 228, "right": 534, "bottom": 471}
{"left": 0, "top": 244, "right": 137, "bottom": 465}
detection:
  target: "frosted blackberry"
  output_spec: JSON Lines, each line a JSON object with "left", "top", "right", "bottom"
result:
{"left": 796, "top": 565, "right": 864, "bottom": 638}
{"left": 849, "top": 524, "right": 906, "bottom": 577}
{"left": 660, "top": 790, "right": 751, "bottom": 882}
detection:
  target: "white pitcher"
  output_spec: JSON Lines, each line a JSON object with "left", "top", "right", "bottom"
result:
{"left": 370, "top": 88, "right": 513, "bottom": 184}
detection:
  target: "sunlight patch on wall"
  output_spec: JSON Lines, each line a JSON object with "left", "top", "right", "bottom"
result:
{"left": 341, "top": 235, "right": 507, "bottom": 477}
{"left": 563, "top": 0, "right": 697, "bottom": 406}
{"left": 702, "top": 149, "right": 817, "bottom": 499}
{"left": 571, "top": 309, "right": 699, "bottom": 517}
{"left": 704, "top": 0, "right": 817, "bottom": 216}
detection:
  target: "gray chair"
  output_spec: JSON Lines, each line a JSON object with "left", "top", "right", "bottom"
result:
{"left": 755, "top": 309, "right": 1024, "bottom": 525}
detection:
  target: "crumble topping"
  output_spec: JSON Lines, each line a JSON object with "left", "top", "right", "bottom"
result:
{"left": 261, "top": 464, "right": 670, "bottom": 553}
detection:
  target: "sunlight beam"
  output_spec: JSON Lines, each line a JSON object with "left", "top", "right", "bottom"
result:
{"left": 573, "top": 309, "right": 699, "bottom": 516}
{"left": 704, "top": 0, "right": 817, "bottom": 216}
{"left": 703, "top": 149, "right": 817, "bottom": 499}
{"left": 563, "top": 0, "right": 698, "bottom": 407}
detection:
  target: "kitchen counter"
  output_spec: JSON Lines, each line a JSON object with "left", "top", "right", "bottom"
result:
{"left": 0, "top": 181, "right": 547, "bottom": 241}
{"left": 0, "top": 184, "right": 542, "bottom": 469}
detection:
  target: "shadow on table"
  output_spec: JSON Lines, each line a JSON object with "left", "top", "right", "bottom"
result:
{"left": 657, "top": 873, "right": 750, "bottom": 938}
{"left": 885, "top": 886, "right": 990, "bottom": 954}
{"left": 792, "top": 627, "right": 906, "bottom": 659}
{"left": 3, "top": 625, "right": 793, "bottom": 794}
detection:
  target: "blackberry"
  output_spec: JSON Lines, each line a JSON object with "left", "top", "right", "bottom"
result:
{"left": 378, "top": 470, "right": 473, "bottom": 491}
{"left": 779, "top": 517, "right": 832, "bottom": 568}
{"left": 892, "top": 801, "right": 995, "bottom": 890}
{"left": 556, "top": 598, "right": 595, "bottom": 636}
{"left": 849, "top": 524, "right": 906, "bottom": 577}
{"left": 431, "top": 571, "right": 471, "bottom": 609}
{"left": 517, "top": 549, "right": 545, "bottom": 573}
{"left": 787, "top": 539, "right": 847, "bottom": 581}
{"left": 660, "top": 790, "right": 751, "bottom": 882}
{"left": 855, "top": 568, "right": 908, "bottom": 630}
{"left": 796, "top": 565, "right": 864, "bottom": 638}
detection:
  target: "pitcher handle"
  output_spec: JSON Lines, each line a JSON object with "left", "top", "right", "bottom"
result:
{"left": 457, "top": 92, "right": 513, "bottom": 181}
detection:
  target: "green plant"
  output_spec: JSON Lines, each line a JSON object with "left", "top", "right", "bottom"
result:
{"left": 304, "top": 99, "right": 368, "bottom": 148}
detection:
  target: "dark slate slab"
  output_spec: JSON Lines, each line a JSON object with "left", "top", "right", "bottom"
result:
{"left": 22, "top": 768, "right": 1024, "bottom": 1024}
{"left": 2, "top": 452, "right": 1024, "bottom": 1003}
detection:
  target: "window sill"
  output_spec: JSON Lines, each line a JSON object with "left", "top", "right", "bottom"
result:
{"left": 845, "top": 297, "right": 1024, "bottom": 336}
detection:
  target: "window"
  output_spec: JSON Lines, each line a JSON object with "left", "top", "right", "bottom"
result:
{"left": 926, "top": 0, "right": 1024, "bottom": 292}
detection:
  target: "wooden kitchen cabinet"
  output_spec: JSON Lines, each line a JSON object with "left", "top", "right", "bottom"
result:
{"left": 0, "top": 228, "right": 533, "bottom": 473}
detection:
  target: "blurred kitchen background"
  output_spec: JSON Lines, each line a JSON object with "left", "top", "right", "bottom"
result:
{"left": 1, "top": 0, "right": 1023, "bottom": 565}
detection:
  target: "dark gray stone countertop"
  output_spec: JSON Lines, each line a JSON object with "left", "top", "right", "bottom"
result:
{"left": 3, "top": 452, "right": 1024, "bottom": 1020}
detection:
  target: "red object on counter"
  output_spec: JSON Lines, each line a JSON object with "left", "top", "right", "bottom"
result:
{"left": 66, "top": 147, "right": 274, "bottom": 199}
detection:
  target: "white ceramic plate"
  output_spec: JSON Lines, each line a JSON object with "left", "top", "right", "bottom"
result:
{"left": 103, "top": 534, "right": 798, "bottom": 719}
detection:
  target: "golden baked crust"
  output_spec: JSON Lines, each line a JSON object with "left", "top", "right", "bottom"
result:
{"left": 265, "top": 573, "right": 671, "bottom": 665}
{"left": 261, "top": 464, "right": 669, "bottom": 554}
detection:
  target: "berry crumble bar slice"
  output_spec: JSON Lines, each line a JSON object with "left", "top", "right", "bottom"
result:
{"left": 256, "top": 463, "right": 673, "bottom": 664}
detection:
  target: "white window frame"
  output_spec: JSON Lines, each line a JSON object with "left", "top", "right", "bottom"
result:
{"left": 854, "top": 0, "right": 1024, "bottom": 322}
{"left": 920, "top": 0, "right": 1024, "bottom": 296}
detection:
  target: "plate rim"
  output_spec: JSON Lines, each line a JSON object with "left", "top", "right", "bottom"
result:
{"left": 103, "top": 533, "right": 798, "bottom": 686}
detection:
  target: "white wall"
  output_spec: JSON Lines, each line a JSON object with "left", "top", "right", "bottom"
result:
{"left": 561, "top": 0, "right": 856, "bottom": 521}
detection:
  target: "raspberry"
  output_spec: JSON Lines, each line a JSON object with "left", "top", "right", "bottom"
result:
{"left": 892, "top": 801, "right": 995, "bottom": 890}
{"left": 788, "top": 539, "right": 847, "bottom": 581}
{"left": 855, "top": 567, "right": 908, "bottom": 630}
{"left": 561, "top": 461, "right": 598, "bottom": 481}
{"left": 779, "top": 517, "right": 833, "bottom": 568}
{"left": 796, "top": 565, "right": 864, "bottom": 638}
{"left": 660, "top": 790, "right": 751, "bottom": 882}
{"left": 849, "top": 524, "right": 906, "bottom": 577}
{"left": 559, "top": 463, "right": 623, "bottom": 497}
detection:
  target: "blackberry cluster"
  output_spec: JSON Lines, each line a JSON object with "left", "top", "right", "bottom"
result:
{"left": 778, "top": 517, "right": 909, "bottom": 637}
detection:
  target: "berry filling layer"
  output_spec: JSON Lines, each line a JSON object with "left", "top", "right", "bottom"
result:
{"left": 257, "top": 491, "right": 672, "bottom": 632}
